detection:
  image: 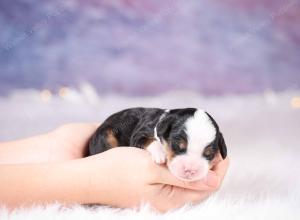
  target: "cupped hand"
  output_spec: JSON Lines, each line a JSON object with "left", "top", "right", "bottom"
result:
{"left": 80, "top": 147, "right": 229, "bottom": 212}
{"left": 0, "top": 123, "right": 229, "bottom": 212}
{"left": 49, "top": 123, "right": 229, "bottom": 212}
{"left": 49, "top": 123, "right": 100, "bottom": 160}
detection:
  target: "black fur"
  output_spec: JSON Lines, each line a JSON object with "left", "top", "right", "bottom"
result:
{"left": 217, "top": 132, "right": 227, "bottom": 159}
{"left": 89, "top": 108, "right": 164, "bottom": 154}
{"left": 156, "top": 108, "right": 197, "bottom": 155}
{"left": 205, "top": 112, "right": 227, "bottom": 159}
{"left": 88, "top": 107, "right": 227, "bottom": 161}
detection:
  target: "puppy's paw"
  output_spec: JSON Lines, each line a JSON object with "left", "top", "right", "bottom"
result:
{"left": 152, "top": 151, "right": 166, "bottom": 164}
{"left": 146, "top": 141, "right": 166, "bottom": 164}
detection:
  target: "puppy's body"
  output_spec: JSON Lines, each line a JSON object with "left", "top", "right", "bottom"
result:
{"left": 89, "top": 108, "right": 165, "bottom": 154}
{"left": 89, "top": 107, "right": 227, "bottom": 181}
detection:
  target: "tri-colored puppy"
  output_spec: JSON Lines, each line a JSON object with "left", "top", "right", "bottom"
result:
{"left": 88, "top": 108, "right": 227, "bottom": 181}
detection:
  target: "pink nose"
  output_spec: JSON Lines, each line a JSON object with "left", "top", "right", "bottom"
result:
{"left": 168, "top": 155, "right": 209, "bottom": 181}
{"left": 184, "top": 170, "right": 197, "bottom": 178}
{"left": 184, "top": 167, "right": 197, "bottom": 178}
{"left": 182, "top": 162, "right": 200, "bottom": 178}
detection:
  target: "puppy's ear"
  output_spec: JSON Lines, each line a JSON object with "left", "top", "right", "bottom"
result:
{"left": 156, "top": 115, "right": 176, "bottom": 141}
{"left": 218, "top": 132, "right": 227, "bottom": 159}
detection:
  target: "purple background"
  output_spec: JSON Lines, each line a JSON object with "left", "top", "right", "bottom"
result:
{"left": 0, "top": 0, "right": 300, "bottom": 96}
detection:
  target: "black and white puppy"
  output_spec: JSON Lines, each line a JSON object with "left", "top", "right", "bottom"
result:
{"left": 88, "top": 107, "right": 227, "bottom": 181}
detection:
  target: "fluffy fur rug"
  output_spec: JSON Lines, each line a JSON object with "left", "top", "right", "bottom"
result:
{"left": 0, "top": 88, "right": 299, "bottom": 219}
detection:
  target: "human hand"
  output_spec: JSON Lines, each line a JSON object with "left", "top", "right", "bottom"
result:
{"left": 49, "top": 124, "right": 229, "bottom": 212}
{"left": 0, "top": 123, "right": 99, "bottom": 164}
{"left": 49, "top": 123, "right": 100, "bottom": 160}
{"left": 0, "top": 124, "right": 229, "bottom": 212}
{"left": 78, "top": 147, "right": 229, "bottom": 212}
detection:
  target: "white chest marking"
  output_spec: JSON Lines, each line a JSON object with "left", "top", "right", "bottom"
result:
{"left": 154, "top": 109, "right": 170, "bottom": 142}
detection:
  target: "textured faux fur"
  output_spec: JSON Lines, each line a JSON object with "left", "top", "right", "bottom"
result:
{"left": 0, "top": 87, "right": 299, "bottom": 219}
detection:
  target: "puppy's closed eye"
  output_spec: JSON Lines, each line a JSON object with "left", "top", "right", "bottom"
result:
{"left": 202, "top": 146, "right": 216, "bottom": 160}
{"left": 171, "top": 139, "right": 187, "bottom": 154}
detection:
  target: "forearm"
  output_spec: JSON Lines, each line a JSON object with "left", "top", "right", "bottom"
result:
{"left": 0, "top": 151, "right": 129, "bottom": 209}
{"left": 0, "top": 134, "right": 56, "bottom": 165}
{"left": 0, "top": 158, "right": 102, "bottom": 209}
{"left": 0, "top": 123, "right": 99, "bottom": 165}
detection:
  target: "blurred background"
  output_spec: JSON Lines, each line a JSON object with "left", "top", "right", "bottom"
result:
{"left": 0, "top": 0, "right": 300, "bottom": 141}
{"left": 1, "top": 0, "right": 300, "bottom": 95}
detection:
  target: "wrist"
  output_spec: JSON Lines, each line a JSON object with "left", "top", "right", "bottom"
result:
{"left": 74, "top": 153, "right": 140, "bottom": 208}
{"left": 74, "top": 155, "right": 117, "bottom": 206}
{"left": 0, "top": 160, "right": 92, "bottom": 209}
{"left": 43, "top": 159, "right": 98, "bottom": 206}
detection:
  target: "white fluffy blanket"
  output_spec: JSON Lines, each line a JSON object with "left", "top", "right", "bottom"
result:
{"left": 0, "top": 88, "right": 299, "bottom": 219}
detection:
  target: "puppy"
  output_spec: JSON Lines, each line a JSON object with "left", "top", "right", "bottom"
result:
{"left": 88, "top": 108, "right": 227, "bottom": 181}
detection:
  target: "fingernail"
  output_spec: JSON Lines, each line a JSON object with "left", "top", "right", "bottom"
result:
{"left": 205, "top": 171, "right": 220, "bottom": 187}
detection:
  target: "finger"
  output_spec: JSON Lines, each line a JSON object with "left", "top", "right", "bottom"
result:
{"left": 211, "top": 157, "right": 230, "bottom": 182}
{"left": 153, "top": 164, "right": 220, "bottom": 190}
{"left": 156, "top": 188, "right": 212, "bottom": 213}
{"left": 210, "top": 152, "right": 223, "bottom": 167}
{"left": 178, "top": 187, "right": 212, "bottom": 205}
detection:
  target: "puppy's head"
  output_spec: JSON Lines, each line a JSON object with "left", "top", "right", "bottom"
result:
{"left": 156, "top": 108, "right": 227, "bottom": 181}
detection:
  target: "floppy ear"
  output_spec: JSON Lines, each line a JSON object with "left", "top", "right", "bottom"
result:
{"left": 156, "top": 115, "right": 176, "bottom": 141}
{"left": 218, "top": 132, "right": 227, "bottom": 159}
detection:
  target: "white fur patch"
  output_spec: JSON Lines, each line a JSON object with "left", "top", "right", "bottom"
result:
{"left": 185, "top": 109, "right": 216, "bottom": 155}
{"left": 154, "top": 109, "right": 169, "bottom": 141}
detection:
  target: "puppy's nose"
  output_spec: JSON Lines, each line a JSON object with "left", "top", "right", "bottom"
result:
{"left": 184, "top": 169, "right": 197, "bottom": 178}
{"left": 183, "top": 165, "right": 199, "bottom": 179}
{"left": 168, "top": 155, "right": 209, "bottom": 181}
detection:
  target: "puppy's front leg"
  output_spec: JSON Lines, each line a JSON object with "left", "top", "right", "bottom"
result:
{"left": 146, "top": 141, "right": 166, "bottom": 164}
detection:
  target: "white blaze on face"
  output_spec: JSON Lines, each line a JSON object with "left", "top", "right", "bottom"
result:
{"left": 168, "top": 109, "right": 217, "bottom": 181}
{"left": 185, "top": 109, "right": 217, "bottom": 155}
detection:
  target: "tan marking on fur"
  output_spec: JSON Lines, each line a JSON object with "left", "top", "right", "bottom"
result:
{"left": 162, "top": 141, "right": 175, "bottom": 163}
{"left": 106, "top": 129, "right": 119, "bottom": 148}
{"left": 143, "top": 138, "right": 155, "bottom": 149}
{"left": 203, "top": 147, "right": 214, "bottom": 158}
{"left": 163, "top": 139, "right": 187, "bottom": 163}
